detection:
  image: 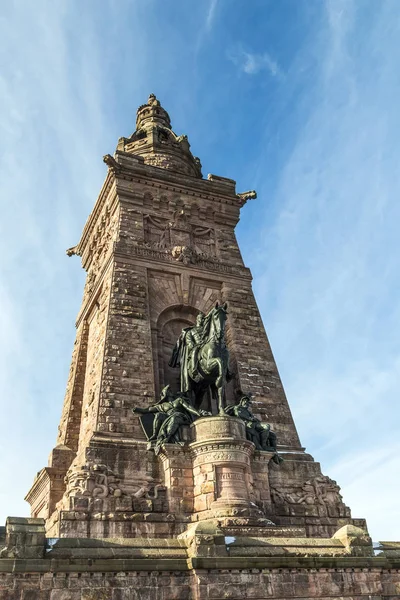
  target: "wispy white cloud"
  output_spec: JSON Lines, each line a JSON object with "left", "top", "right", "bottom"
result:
{"left": 229, "top": 46, "right": 284, "bottom": 78}
{"left": 206, "top": 0, "right": 218, "bottom": 32}
{"left": 194, "top": 0, "right": 219, "bottom": 58}
{"left": 243, "top": 52, "right": 281, "bottom": 77}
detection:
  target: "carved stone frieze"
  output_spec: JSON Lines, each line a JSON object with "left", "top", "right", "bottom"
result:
{"left": 271, "top": 475, "right": 346, "bottom": 508}
{"left": 117, "top": 243, "right": 250, "bottom": 277}
{"left": 194, "top": 450, "right": 250, "bottom": 465}
{"left": 64, "top": 464, "right": 163, "bottom": 504}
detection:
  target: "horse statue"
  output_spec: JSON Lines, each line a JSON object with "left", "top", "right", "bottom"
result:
{"left": 169, "top": 303, "right": 230, "bottom": 415}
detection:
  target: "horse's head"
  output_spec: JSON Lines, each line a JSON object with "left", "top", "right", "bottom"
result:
{"left": 208, "top": 302, "right": 228, "bottom": 341}
{"left": 214, "top": 301, "right": 228, "bottom": 313}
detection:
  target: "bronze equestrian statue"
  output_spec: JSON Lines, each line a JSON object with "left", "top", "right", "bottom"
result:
{"left": 169, "top": 303, "right": 231, "bottom": 415}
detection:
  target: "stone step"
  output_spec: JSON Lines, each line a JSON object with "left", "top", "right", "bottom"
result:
{"left": 221, "top": 525, "right": 308, "bottom": 538}
{"left": 48, "top": 537, "right": 186, "bottom": 548}
{"left": 227, "top": 536, "right": 348, "bottom": 558}
{"left": 47, "top": 537, "right": 187, "bottom": 560}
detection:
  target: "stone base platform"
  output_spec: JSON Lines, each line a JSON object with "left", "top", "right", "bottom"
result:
{"left": 1, "top": 518, "right": 400, "bottom": 599}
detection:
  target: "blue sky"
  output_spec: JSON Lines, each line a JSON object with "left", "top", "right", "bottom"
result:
{"left": 1, "top": 0, "right": 399, "bottom": 541}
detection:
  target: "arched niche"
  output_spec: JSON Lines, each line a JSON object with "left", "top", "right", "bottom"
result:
{"left": 153, "top": 305, "right": 199, "bottom": 398}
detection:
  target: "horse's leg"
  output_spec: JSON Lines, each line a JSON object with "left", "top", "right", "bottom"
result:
{"left": 213, "top": 357, "right": 226, "bottom": 415}
{"left": 204, "top": 355, "right": 223, "bottom": 388}
{"left": 209, "top": 382, "right": 224, "bottom": 416}
{"left": 188, "top": 386, "right": 197, "bottom": 408}
{"left": 217, "top": 383, "right": 225, "bottom": 415}
{"left": 207, "top": 383, "right": 216, "bottom": 415}
{"left": 192, "top": 382, "right": 207, "bottom": 411}
{"left": 203, "top": 356, "right": 225, "bottom": 415}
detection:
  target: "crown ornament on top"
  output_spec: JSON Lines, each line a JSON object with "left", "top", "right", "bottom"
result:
{"left": 116, "top": 94, "right": 202, "bottom": 178}
{"left": 136, "top": 93, "right": 172, "bottom": 130}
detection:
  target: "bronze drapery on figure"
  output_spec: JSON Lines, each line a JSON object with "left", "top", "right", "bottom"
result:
{"left": 224, "top": 394, "right": 281, "bottom": 463}
{"left": 132, "top": 385, "right": 210, "bottom": 455}
{"left": 169, "top": 312, "right": 205, "bottom": 392}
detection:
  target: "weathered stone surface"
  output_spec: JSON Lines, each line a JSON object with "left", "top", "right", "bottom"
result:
{"left": 0, "top": 518, "right": 45, "bottom": 559}
{"left": 332, "top": 524, "right": 374, "bottom": 556}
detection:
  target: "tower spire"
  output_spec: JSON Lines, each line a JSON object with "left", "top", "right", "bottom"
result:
{"left": 117, "top": 94, "right": 202, "bottom": 177}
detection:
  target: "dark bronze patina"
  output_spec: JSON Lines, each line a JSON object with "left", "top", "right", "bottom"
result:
{"left": 169, "top": 302, "right": 230, "bottom": 414}
{"left": 134, "top": 307, "right": 280, "bottom": 456}
{"left": 225, "top": 394, "right": 281, "bottom": 461}
{"left": 132, "top": 385, "right": 210, "bottom": 455}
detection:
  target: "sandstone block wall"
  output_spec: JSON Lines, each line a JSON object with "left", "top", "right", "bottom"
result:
{"left": 1, "top": 566, "right": 400, "bottom": 599}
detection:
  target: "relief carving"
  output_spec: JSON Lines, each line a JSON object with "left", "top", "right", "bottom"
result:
{"left": 271, "top": 475, "right": 345, "bottom": 507}
{"left": 143, "top": 209, "right": 216, "bottom": 264}
{"left": 65, "top": 464, "right": 163, "bottom": 501}
{"left": 194, "top": 450, "right": 248, "bottom": 464}
{"left": 67, "top": 202, "right": 119, "bottom": 301}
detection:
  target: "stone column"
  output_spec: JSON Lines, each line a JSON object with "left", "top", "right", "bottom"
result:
{"left": 190, "top": 416, "right": 265, "bottom": 524}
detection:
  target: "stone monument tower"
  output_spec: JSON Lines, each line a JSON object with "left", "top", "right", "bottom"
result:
{"left": 2, "top": 95, "right": 399, "bottom": 599}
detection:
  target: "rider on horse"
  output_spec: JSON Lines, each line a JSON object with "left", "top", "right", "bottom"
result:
{"left": 169, "top": 312, "right": 206, "bottom": 393}
{"left": 169, "top": 303, "right": 230, "bottom": 414}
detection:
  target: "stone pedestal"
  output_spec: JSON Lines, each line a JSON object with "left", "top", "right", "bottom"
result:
{"left": 190, "top": 416, "right": 267, "bottom": 523}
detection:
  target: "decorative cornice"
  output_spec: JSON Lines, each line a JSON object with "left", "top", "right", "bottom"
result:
{"left": 0, "top": 555, "right": 397, "bottom": 574}
{"left": 110, "top": 150, "right": 241, "bottom": 206}
{"left": 121, "top": 172, "right": 240, "bottom": 207}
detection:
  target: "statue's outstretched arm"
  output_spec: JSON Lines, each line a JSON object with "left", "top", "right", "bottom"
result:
{"left": 132, "top": 406, "right": 159, "bottom": 415}
{"left": 179, "top": 399, "right": 203, "bottom": 417}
